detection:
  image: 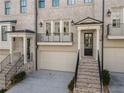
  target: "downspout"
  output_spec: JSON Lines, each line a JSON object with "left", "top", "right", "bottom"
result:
{"left": 35, "top": 0, "right": 38, "bottom": 70}
{"left": 102, "top": 0, "right": 105, "bottom": 73}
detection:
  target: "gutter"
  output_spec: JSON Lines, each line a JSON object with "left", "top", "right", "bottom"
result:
{"left": 35, "top": 0, "right": 38, "bottom": 70}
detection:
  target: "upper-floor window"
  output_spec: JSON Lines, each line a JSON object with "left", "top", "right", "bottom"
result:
{"left": 39, "top": 0, "right": 45, "bottom": 8}
{"left": 52, "top": 0, "right": 59, "bottom": 7}
{"left": 20, "top": 0, "right": 27, "bottom": 13}
{"left": 112, "top": 9, "right": 122, "bottom": 28}
{"left": 64, "top": 22, "right": 69, "bottom": 34}
{"left": 54, "top": 22, "right": 60, "bottom": 35}
{"left": 5, "top": 1, "right": 11, "bottom": 15}
{"left": 67, "top": 0, "right": 75, "bottom": 5}
{"left": 1, "top": 26, "right": 7, "bottom": 41}
{"left": 46, "top": 22, "right": 51, "bottom": 35}
{"left": 84, "top": 0, "right": 92, "bottom": 3}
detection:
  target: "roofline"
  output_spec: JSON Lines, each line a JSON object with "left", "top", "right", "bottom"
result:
{"left": 7, "top": 29, "right": 35, "bottom": 33}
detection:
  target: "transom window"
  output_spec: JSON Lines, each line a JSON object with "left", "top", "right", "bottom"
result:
{"left": 5, "top": 1, "right": 11, "bottom": 15}
{"left": 39, "top": 0, "right": 45, "bottom": 8}
{"left": 67, "top": 0, "right": 75, "bottom": 5}
{"left": 84, "top": 0, "right": 92, "bottom": 3}
{"left": 20, "top": 0, "right": 27, "bottom": 13}
{"left": 1, "top": 26, "right": 8, "bottom": 41}
{"left": 52, "top": 0, "right": 59, "bottom": 7}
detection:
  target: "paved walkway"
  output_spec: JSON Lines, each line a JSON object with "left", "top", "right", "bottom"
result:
{"left": 6, "top": 70, "right": 74, "bottom": 93}
{"left": 110, "top": 72, "right": 124, "bottom": 93}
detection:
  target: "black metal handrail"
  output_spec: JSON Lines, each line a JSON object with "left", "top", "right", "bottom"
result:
{"left": 98, "top": 51, "right": 103, "bottom": 93}
{"left": 5, "top": 55, "right": 24, "bottom": 87}
{"left": 74, "top": 50, "right": 80, "bottom": 87}
{"left": 0, "top": 54, "right": 10, "bottom": 72}
{"left": 37, "top": 33, "right": 73, "bottom": 42}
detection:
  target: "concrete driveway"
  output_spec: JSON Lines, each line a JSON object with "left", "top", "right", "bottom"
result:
{"left": 6, "top": 70, "right": 74, "bottom": 93}
{"left": 110, "top": 72, "right": 124, "bottom": 93}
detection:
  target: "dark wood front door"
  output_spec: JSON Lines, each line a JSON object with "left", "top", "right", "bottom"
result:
{"left": 84, "top": 33, "right": 93, "bottom": 56}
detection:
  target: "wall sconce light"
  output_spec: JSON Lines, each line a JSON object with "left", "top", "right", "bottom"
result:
{"left": 71, "top": 20, "right": 74, "bottom": 25}
{"left": 39, "top": 22, "right": 43, "bottom": 27}
{"left": 107, "top": 9, "right": 111, "bottom": 17}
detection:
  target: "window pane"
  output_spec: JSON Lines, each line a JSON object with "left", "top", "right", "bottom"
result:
{"left": 84, "top": 0, "right": 92, "bottom": 3}
{"left": 1, "top": 26, "right": 7, "bottom": 41}
{"left": 39, "top": 0, "right": 45, "bottom": 8}
{"left": 5, "top": 1, "right": 11, "bottom": 15}
{"left": 67, "top": 0, "right": 75, "bottom": 5}
{"left": 20, "top": 0, "right": 27, "bottom": 13}
{"left": 46, "top": 22, "right": 51, "bottom": 35}
{"left": 64, "top": 22, "right": 69, "bottom": 34}
{"left": 55, "top": 22, "right": 60, "bottom": 34}
{"left": 52, "top": 0, "right": 59, "bottom": 7}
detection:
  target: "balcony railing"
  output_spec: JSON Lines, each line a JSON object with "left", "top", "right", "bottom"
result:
{"left": 107, "top": 24, "right": 124, "bottom": 36}
{"left": 37, "top": 33, "right": 73, "bottom": 42}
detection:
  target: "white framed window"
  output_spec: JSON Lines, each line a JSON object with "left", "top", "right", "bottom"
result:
{"left": 67, "top": 0, "right": 75, "bottom": 5}
{"left": 1, "top": 26, "right": 8, "bottom": 41}
{"left": 84, "top": 0, "right": 92, "bottom": 3}
{"left": 54, "top": 22, "right": 60, "bottom": 35}
{"left": 63, "top": 21, "right": 69, "bottom": 35}
{"left": 46, "top": 22, "right": 51, "bottom": 35}
{"left": 112, "top": 9, "right": 121, "bottom": 28}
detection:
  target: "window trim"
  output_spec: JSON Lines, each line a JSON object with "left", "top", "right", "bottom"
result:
{"left": 84, "top": 0, "right": 93, "bottom": 4}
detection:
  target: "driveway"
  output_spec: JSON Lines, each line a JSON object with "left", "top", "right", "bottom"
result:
{"left": 110, "top": 72, "right": 124, "bottom": 93}
{"left": 6, "top": 70, "right": 74, "bottom": 93}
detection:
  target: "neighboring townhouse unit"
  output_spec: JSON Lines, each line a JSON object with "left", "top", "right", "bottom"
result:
{"left": 0, "top": 0, "right": 124, "bottom": 92}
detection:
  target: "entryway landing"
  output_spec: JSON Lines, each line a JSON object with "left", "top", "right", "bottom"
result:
{"left": 6, "top": 70, "right": 74, "bottom": 93}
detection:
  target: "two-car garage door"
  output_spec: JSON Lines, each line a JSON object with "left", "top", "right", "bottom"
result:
{"left": 38, "top": 51, "right": 77, "bottom": 72}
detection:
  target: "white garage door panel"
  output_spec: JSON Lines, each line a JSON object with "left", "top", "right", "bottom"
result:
{"left": 38, "top": 51, "right": 77, "bottom": 72}
{"left": 104, "top": 48, "right": 124, "bottom": 72}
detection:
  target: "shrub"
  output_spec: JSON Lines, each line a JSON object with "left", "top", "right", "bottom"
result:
{"left": 0, "top": 89, "right": 6, "bottom": 93}
{"left": 68, "top": 78, "right": 75, "bottom": 91}
{"left": 103, "top": 70, "right": 110, "bottom": 86}
{"left": 11, "top": 71, "right": 26, "bottom": 84}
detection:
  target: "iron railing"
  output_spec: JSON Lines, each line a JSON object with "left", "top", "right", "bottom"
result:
{"left": 107, "top": 24, "right": 124, "bottom": 36}
{"left": 5, "top": 55, "right": 24, "bottom": 87}
{"left": 37, "top": 33, "right": 73, "bottom": 42}
{"left": 98, "top": 51, "right": 103, "bottom": 93}
{"left": 74, "top": 51, "right": 80, "bottom": 87}
{"left": 0, "top": 54, "right": 10, "bottom": 72}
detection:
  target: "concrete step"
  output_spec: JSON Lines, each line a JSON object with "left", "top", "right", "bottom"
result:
{"left": 79, "top": 65, "right": 98, "bottom": 70}
{"left": 79, "top": 68, "right": 99, "bottom": 73}
{"left": 77, "top": 75, "right": 100, "bottom": 81}
{"left": 76, "top": 82, "right": 101, "bottom": 89}
{"left": 77, "top": 79, "right": 100, "bottom": 84}
{"left": 75, "top": 87, "right": 101, "bottom": 93}
{"left": 78, "top": 71, "right": 99, "bottom": 77}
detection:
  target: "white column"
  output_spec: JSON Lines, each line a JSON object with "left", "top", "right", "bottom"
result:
{"left": 96, "top": 28, "right": 100, "bottom": 60}
{"left": 10, "top": 37, "right": 13, "bottom": 63}
{"left": 60, "top": 20, "right": 63, "bottom": 41}
{"left": 78, "top": 29, "right": 81, "bottom": 59}
{"left": 51, "top": 21, "right": 54, "bottom": 34}
{"left": 23, "top": 37, "right": 27, "bottom": 64}
{"left": 123, "top": 8, "right": 124, "bottom": 23}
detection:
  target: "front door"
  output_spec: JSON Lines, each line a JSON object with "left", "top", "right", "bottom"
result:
{"left": 84, "top": 33, "right": 93, "bottom": 56}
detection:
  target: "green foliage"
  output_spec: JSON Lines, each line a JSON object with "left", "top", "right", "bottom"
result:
{"left": 103, "top": 70, "right": 110, "bottom": 86}
{"left": 0, "top": 89, "right": 6, "bottom": 93}
{"left": 11, "top": 71, "right": 26, "bottom": 84}
{"left": 68, "top": 78, "right": 75, "bottom": 91}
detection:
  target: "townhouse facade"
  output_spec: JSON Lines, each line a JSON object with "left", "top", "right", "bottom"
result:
{"left": 0, "top": 0, "right": 124, "bottom": 75}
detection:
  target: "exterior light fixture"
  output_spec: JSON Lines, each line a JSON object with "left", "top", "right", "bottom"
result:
{"left": 107, "top": 9, "right": 111, "bottom": 17}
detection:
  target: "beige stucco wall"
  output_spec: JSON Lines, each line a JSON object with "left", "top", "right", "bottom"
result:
{"left": 0, "top": 49, "right": 9, "bottom": 62}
